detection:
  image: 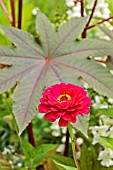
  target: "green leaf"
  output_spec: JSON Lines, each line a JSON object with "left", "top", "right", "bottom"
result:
{"left": 32, "top": 153, "right": 47, "bottom": 168}
{"left": 31, "top": 144, "right": 57, "bottom": 168}
{"left": 106, "top": 0, "right": 113, "bottom": 16}
{"left": 50, "top": 17, "right": 88, "bottom": 57}
{"left": 1, "top": 13, "right": 113, "bottom": 135}
{"left": 0, "top": 25, "right": 43, "bottom": 54}
{"left": 36, "top": 12, "right": 56, "bottom": 56}
{"left": 80, "top": 144, "right": 100, "bottom": 170}
{"left": 72, "top": 115, "right": 89, "bottom": 138}
{"left": 98, "top": 108, "right": 113, "bottom": 118}
{"left": 100, "top": 137, "right": 113, "bottom": 150}
{"left": 31, "top": 144, "right": 57, "bottom": 157}
{"left": 22, "top": 140, "right": 34, "bottom": 159}
{"left": 53, "top": 160, "right": 77, "bottom": 170}
{"left": 50, "top": 156, "right": 75, "bottom": 167}
{"left": 98, "top": 26, "right": 113, "bottom": 70}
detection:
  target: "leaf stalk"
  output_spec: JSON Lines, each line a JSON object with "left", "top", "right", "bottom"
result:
{"left": 0, "top": 0, "right": 13, "bottom": 23}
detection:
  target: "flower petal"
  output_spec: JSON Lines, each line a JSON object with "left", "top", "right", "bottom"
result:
{"left": 59, "top": 117, "right": 68, "bottom": 126}
{"left": 62, "top": 112, "right": 72, "bottom": 121}
{"left": 44, "top": 111, "right": 59, "bottom": 122}
{"left": 38, "top": 104, "right": 50, "bottom": 113}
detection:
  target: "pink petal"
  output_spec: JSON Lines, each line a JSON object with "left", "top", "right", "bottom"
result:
{"left": 59, "top": 117, "right": 68, "bottom": 126}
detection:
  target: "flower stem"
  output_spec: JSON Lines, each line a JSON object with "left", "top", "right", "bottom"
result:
{"left": 18, "top": 0, "right": 22, "bottom": 29}
{"left": 64, "top": 127, "right": 69, "bottom": 156}
{"left": 10, "top": 0, "right": 16, "bottom": 27}
{"left": 68, "top": 122, "right": 80, "bottom": 170}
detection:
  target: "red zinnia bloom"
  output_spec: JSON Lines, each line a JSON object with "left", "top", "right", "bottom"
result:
{"left": 38, "top": 83, "right": 91, "bottom": 126}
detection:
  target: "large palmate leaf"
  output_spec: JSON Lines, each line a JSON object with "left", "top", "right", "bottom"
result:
{"left": 1, "top": 13, "right": 113, "bottom": 135}
{"left": 98, "top": 26, "right": 113, "bottom": 70}
{"left": 72, "top": 115, "right": 89, "bottom": 137}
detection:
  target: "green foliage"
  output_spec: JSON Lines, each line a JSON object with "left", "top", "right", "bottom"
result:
{"left": 80, "top": 144, "right": 113, "bottom": 170}
{"left": 107, "top": 0, "right": 113, "bottom": 16}
{"left": 22, "top": 141, "right": 57, "bottom": 168}
{"left": 50, "top": 155, "right": 75, "bottom": 167}
{"left": 98, "top": 108, "right": 113, "bottom": 118}
{"left": 53, "top": 160, "right": 77, "bottom": 170}
{"left": 100, "top": 137, "right": 113, "bottom": 150}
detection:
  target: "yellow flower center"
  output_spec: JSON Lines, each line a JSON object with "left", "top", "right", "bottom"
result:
{"left": 57, "top": 94, "right": 71, "bottom": 103}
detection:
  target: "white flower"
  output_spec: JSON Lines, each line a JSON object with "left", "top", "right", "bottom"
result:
{"left": 92, "top": 133, "right": 102, "bottom": 145}
{"left": 56, "top": 144, "right": 65, "bottom": 153}
{"left": 32, "top": 7, "right": 40, "bottom": 16}
{"left": 50, "top": 122, "right": 61, "bottom": 137}
{"left": 90, "top": 125, "right": 109, "bottom": 145}
{"left": 67, "top": 2, "right": 82, "bottom": 19}
{"left": 90, "top": 125, "right": 109, "bottom": 136}
{"left": 99, "top": 115, "right": 113, "bottom": 127}
{"left": 95, "top": 95, "right": 100, "bottom": 103}
{"left": 98, "top": 148, "right": 113, "bottom": 167}
{"left": 76, "top": 151, "right": 81, "bottom": 160}
{"left": 66, "top": 0, "right": 75, "bottom": 7}
{"left": 76, "top": 137, "right": 84, "bottom": 145}
{"left": 108, "top": 98, "right": 113, "bottom": 104}
{"left": 2, "top": 148, "right": 10, "bottom": 155}
{"left": 61, "top": 136, "right": 66, "bottom": 143}
{"left": 17, "top": 162, "right": 22, "bottom": 167}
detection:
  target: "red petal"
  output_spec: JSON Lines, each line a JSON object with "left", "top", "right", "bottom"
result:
{"left": 57, "top": 110, "right": 65, "bottom": 116}
{"left": 44, "top": 112, "right": 59, "bottom": 121}
{"left": 38, "top": 104, "right": 50, "bottom": 113}
{"left": 44, "top": 114, "right": 56, "bottom": 122}
{"left": 70, "top": 116, "right": 76, "bottom": 123}
{"left": 62, "top": 112, "right": 71, "bottom": 121}
{"left": 59, "top": 117, "right": 68, "bottom": 126}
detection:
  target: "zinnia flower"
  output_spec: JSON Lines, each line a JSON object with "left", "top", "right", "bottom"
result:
{"left": 38, "top": 83, "right": 91, "bottom": 126}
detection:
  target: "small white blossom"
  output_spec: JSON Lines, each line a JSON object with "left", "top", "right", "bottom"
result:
{"left": 56, "top": 144, "right": 65, "bottom": 153}
{"left": 99, "top": 115, "right": 113, "bottom": 127}
{"left": 95, "top": 95, "right": 100, "bottom": 103}
{"left": 76, "top": 151, "right": 81, "bottom": 160}
{"left": 50, "top": 122, "right": 61, "bottom": 136}
{"left": 91, "top": 125, "right": 109, "bottom": 137}
{"left": 17, "top": 162, "right": 22, "bottom": 167}
{"left": 98, "top": 148, "right": 113, "bottom": 167}
{"left": 108, "top": 98, "right": 113, "bottom": 104}
{"left": 32, "top": 7, "right": 40, "bottom": 16}
{"left": 2, "top": 148, "right": 11, "bottom": 155}
{"left": 76, "top": 137, "right": 84, "bottom": 145}
{"left": 66, "top": 0, "right": 75, "bottom": 7}
{"left": 90, "top": 125, "right": 109, "bottom": 145}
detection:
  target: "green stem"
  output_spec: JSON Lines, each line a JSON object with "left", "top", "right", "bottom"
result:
{"left": 68, "top": 122, "right": 80, "bottom": 170}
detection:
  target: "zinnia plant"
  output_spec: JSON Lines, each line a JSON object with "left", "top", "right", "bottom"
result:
{"left": 38, "top": 83, "right": 91, "bottom": 126}
{"left": 38, "top": 83, "right": 91, "bottom": 169}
